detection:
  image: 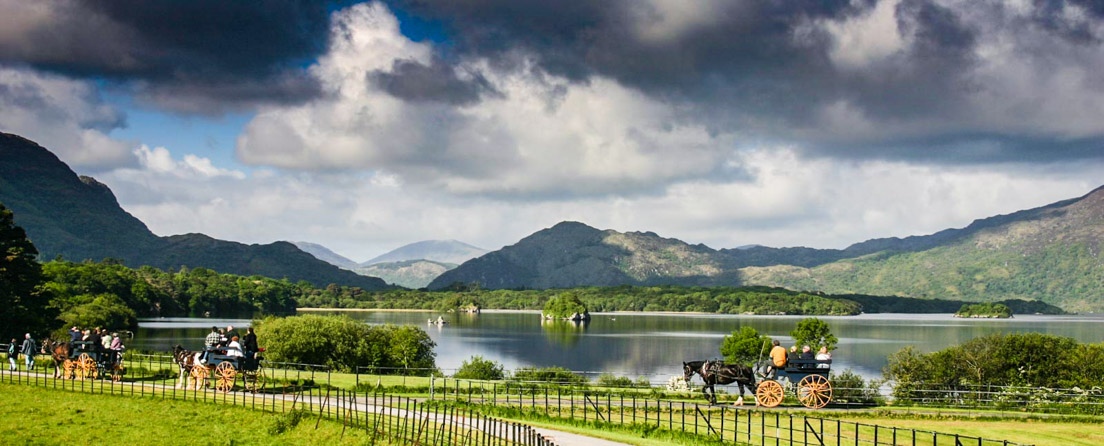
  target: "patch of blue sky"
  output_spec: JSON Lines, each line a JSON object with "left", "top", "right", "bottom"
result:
{"left": 104, "top": 92, "right": 253, "bottom": 172}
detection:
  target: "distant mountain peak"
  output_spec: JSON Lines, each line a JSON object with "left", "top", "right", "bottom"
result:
{"left": 364, "top": 239, "right": 487, "bottom": 266}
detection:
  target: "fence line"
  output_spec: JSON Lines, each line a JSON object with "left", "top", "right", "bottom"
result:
{"left": 425, "top": 377, "right": 1035, "bottom": 446}
{"left": 6, "top": 349, "right": 1058, "bottom": 445}
{"left": 1, "top": 358, "right": 555, "bottom": 446}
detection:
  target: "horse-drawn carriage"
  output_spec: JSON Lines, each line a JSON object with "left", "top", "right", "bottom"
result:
{"left": 189, "top": 346, "right": 265, "bottom": 393}
{"left": 684, "top": 358, "right": 833, "bottom": 409}
{"left": 60, "top": 341, "right": 125, "bottom": 381}
{"left": 755, "top": 358, "right": 833, "bottom": 409}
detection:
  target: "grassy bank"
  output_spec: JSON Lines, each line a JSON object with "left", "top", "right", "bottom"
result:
{"left": 0, "top": 383, "right": 386, "bottom": 445}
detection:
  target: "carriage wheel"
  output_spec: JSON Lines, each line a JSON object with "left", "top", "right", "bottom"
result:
{"left": 215, "top": 362, "right": 236, "bottom": 392}
{"left": 77, "top": 354, "right": 97, "bottom": 380}
{"left": 243, "top": 366, "right": 265, "bottom": 393}
{"left": 756, "top": 380, "right": 784, "bottom": 408}
{"left": 62, "top": 359, "right": 76, "bottom": 379}
{"left": 190, "top": 364, "right": 209, "bottom": 390}
{"left": 798, "top": 375, "right": 832, "bottom": 409}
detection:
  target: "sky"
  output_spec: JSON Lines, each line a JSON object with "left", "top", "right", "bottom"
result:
{"left": 2, "top": 0, "right": 1104, "bottom": 262}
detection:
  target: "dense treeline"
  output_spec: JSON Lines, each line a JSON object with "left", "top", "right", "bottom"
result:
{"left": 885, "top": 333, "right": 1104, "bottom": 398}
{"left": 297, "top": 285, "right": 864, "bottom": 316}
{"left": 42, "top": 260, "right": 300, "bottom": 332}
{"left": 841, "top": 294, "right": 1063, "bottom": 314}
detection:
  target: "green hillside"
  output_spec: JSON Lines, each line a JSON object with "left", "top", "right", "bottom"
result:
{"left": 743, "top": 187, "right": 1104, "bottom": 313}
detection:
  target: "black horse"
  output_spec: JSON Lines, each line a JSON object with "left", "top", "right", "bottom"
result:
{"left": 683, "top": 360, "right": 757, "bottom": 405}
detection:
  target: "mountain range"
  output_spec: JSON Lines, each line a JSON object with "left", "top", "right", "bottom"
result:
{"left": 0, "top": 132, "right": 390, "bottom": 291}
{"left": 5, "top": 131, "right": 1103, "bottom": 312}
{"left": 431, "top": 187, "right": 1104, "bottom": 313}
{"left": 293, "top": 240, "right": 484, "bottom": 288}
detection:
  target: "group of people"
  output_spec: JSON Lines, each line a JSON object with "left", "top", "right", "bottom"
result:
{"left": 69, "top": 326, "right": 126, "bottom": 364}
{"left": 7, "top": 334, "right": 37, "bottom": 371}
{"left": 761, "top": 340, "right": 833, "bottom": 378}
{"left": 199, "top": 325, "right": 258, "bottom": 363}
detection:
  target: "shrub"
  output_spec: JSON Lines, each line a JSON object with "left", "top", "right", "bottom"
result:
{"left": 510, "top": 366, "right": 586, "bottom": 385}
{"left": 829, "top": 369, "right": 884, "bottom": 405}
{"left": 453, "top": 355, "right": 505, "bottom": 380}
{"left": 255, "top": 314, "right": 437, "bottom": 374}
{"left": 596, "top": 373, "right": 635, "bottom": 388}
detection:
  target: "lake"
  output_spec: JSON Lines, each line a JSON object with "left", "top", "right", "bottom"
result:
{"left": 133, "top": 311, "right": 1104, "bottom": 383}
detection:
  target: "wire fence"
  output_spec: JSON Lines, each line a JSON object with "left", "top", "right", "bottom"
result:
{"left": 1, "top": 354, "right": 554, "bottom": 446}
{"left": 425, "top": 377, "right": 1033, "bottom": 446}
{"left": 9, "top": 348, "right": 1082, "bottom": 445}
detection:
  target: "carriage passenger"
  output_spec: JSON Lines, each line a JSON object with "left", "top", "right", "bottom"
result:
{"left": 815, "top": 346, "right": 831, "bottom": 369}
{"left": 242, "top": 327, "right": 258, "bottom": 359}
{"left": 225, "top": 336, "right": 244, "bottom": 358}
{"left": 761, "top": 340, "right": 788, "bottom": 378}
{"left": 200, "top": 326, "right": 221, "bottom": 364}
{"left": 110, "top": 332, "right": 125, "bottom": 363}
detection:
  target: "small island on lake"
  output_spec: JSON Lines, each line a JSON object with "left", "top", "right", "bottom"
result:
{"left": 954, "top": 302, "right": 1013, "bottom": 319}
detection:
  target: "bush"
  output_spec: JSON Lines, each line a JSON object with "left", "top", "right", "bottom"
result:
{"left": 255, "top": 314, "right": 437, "bottom": 374}
{"left": 510, "top": 366, "right": 586, "bottom": 385}
{"left": 453, "top": 356, "right": 505, "bottom": 380}
{"left": 596, "top": 373, "right": 635, "bottom": 388}
{"left": 829, "top": 369, "right": 884, "bottom": 405}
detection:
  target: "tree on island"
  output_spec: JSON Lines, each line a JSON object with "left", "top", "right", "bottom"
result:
{"left": 0, "top": 203, "right": 58, "bottom": 337}
{"left": 955, "top": 302, "right": 1013, "bottom": 318}
{"left": 791, "top": 317, "right": 838, "bottom": 351}
{"left": 542, "top": 293, "right": 590, "bottom": 320}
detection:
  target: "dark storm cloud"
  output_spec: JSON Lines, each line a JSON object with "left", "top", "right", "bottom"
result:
{"left": 386, "top": 0, "right": 1104, "bottom": 164}
{"left": 0, "top": 0, "right": 332, "bottom": 112}
{"left": 369, "top": 59, "right": 501, "bottom": 106}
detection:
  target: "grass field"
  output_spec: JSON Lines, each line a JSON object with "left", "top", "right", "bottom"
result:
{"left": 0, "top": 383, "right": 389, "bottom": 446}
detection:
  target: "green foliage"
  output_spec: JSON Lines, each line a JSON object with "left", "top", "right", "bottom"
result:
{"left": 829, "top": 369, "right": 884, "bottom": 405}
{"left": 884, "top": 333, "right": 1104, "bottom": 401}
{"left": 453, "top": 355, "right": 505, "bottom": 380}
{"left": 790, "top": 317, "right": 838, "bottom": 351}
{"left": 510, "top": 366, "right": 586, "bottom": 385}
{"left": 298, "top": 285, "right": 865, "bottom": 316}
{"left": 57, "top": 293, "right": 138, "bottom": 331}
{"left": 955, "top": 302, "right": 1013, "bottom": 318}
{"left": 254, "top": 314, "right": 437, "bottom": 374}
{"left": 542, "top": 293, "right": 588, "bottom": 319}
{"left": 42, "top": 260, "right": 300, "bottom": 320}
{"left": 720, "top": 326, "right": 771, "bottom": 365}
{"left": 595, "top": 373, "right": 635, "bottom": 388}
{"left": 0, "top": 203, "right": 57, "bottom": 337}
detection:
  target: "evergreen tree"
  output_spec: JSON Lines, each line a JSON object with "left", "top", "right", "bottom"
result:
{"left": 0, "top": 203, "right": 57, "bottom": 337}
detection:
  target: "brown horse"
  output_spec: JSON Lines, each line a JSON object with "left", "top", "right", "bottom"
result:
{"left": 42, "top": 339, "right": 74, "bottom": 379}
{"left": 172, "top": 345, "right": 200, "bottom": 389}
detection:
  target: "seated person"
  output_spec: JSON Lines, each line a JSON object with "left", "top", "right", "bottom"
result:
{"left": 225, "top": 336, "right": 244, "bottom": 358}
{"left": 760, "top": 340, "right": 788, "bottom": 378}
{"left": 815, "top": 346, "right": 831, "bottom": 368}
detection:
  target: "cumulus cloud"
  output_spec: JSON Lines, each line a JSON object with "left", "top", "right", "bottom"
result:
{"left": 0, "top": 66, "right": 135, "bottom": 169}
{"left": 237, "top": 2, "right": 739, "bottom": 198}
{"left": 0, "top": 0, "right": 329, "bottom": 113}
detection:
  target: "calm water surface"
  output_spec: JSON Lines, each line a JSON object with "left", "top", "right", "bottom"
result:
{"left": 134, "top": 312, "right": 1104, "bottom": 383}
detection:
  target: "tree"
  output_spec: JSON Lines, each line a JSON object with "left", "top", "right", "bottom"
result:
{"left": 542, "top": 293, "right": 589, "bottom": 319}
{"left": 0, "top": 203, "right": 56, "bottom": 337}
{"left": 720, "top": 326, "right": 772, "bottom": 365}
{"left": 254, "top": 314, "right": 438, "bottom": 374}
{"left": 790, "top": 317, "right": 838, "bottom": 351}
{"left": 453, "top": 355, "right": 505, "bottom": 380}
{"left": 57, "top": 293, "right": 138, "bottom": 331}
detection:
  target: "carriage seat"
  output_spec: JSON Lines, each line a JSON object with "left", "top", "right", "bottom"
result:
{"left": 785, "top": 358, "right": 831, "bottom": 371}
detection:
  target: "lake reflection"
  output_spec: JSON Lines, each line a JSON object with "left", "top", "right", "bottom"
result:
{"left": 136, "top": 311, "right": 1104, "bottom": 383}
